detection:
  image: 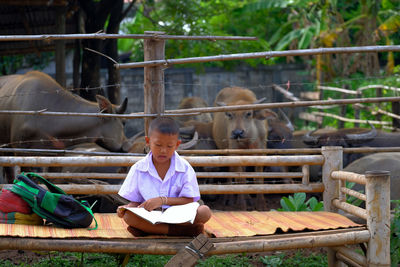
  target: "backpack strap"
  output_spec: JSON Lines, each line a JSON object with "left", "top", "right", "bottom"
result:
{"left": 80, "top": 200, "right": 98, "bottom": 230}
{"left": 24, "top": 172, "right": 66, "bottom": 195}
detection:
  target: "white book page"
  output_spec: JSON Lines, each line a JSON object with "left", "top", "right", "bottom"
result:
{"left": 124, "top": 202, "right": 200, "bottom": 224}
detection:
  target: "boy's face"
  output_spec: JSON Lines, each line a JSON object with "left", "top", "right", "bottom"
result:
{"left": 145, "top": 130, "right": 181, "bottom": 164}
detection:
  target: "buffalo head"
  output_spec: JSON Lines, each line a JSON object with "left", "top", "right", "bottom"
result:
{"left": 302, "top": 122, "right": 377, "bottom": 148}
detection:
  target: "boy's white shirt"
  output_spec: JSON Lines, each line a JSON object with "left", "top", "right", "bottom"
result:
{"left": 118, "top": 151, "right": 200, "bottom": 206}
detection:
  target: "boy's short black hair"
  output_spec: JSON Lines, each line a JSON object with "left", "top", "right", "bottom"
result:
{"left": 148, "top": 117, "right": 180, "bottom": 135}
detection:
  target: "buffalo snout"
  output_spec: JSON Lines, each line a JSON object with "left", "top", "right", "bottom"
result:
{"left": 231, "top": 129, "right": 245, "bottom": 139}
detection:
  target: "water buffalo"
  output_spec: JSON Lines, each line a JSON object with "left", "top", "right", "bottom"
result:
{"left": 302, "top": 124, "right": 377, "bottom": 166}
{"left": 343, "top": 152, "right": 400, "bottom": 205}
{"left": 0, "top": 71, "right": 128, "bottom": 151}
{"left": 212, "top": 86, "right": 275, "bottom": 210}
{"left": 176, "top": 96, "right": 212, "bottom": 126}
{"left": 267, "top": 109, "right": 294, "bottom": 150}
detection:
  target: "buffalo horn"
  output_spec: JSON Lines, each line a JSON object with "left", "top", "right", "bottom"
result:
{"left": 178, "top": 131, "right": 199, "bottom": 150}
{"left": 253, "top": 97, "right": 266, "bottom": 104}
{"left": 278, "top": 108, "right": 294, "bottom": 132}
{"left": 115, "top": 97, "right": 128, "bottom": 114}
{"left": 345, "top": 122, "right": 377, "bottom": 144}
{"left": 302, "top": 130, "right": 319, "bottom": 146}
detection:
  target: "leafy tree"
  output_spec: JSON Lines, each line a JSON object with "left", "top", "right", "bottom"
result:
{"left": 77, "top": 0, "right": 135, "bottom": 102}
{"left": 119, "top": 0, "right": 400, "bottom": 80}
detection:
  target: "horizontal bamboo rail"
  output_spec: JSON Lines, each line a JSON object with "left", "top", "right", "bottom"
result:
{"left": 2, "top": 96, "right": 400, "bottom": 119}
{"left": 4, "top": 146, "right": 400, "bottom": 156}
{"left": 333, "top": 246, "right": 367, "bottom": 267}
{"left": 340, "top": 187, "right": 366, "bottom": 202}
{"left": 0, "top": 183, "right": 325, "bottom": 195}
{"left": 331, "top": 171, "right": 367, "bottom": 185}
{"left": 332, "top": 199, "right": 367, "bottom": 220}
{"left": 116, "top": 45, "right": 400, "bottom": 69}
{"left": 0, "top": 155, "right": 325, "bottom": 167}
{"left": 317, "top": 86, "right": 359, "bottom": 95}
{"left": 0, "top": 33, "right": 257, "bottom": 41}
{"left": 0, "top": 228, "right": 370, "bottom": 255}
{"left": 36, "top": 171, "right": 305, "bottom": 180}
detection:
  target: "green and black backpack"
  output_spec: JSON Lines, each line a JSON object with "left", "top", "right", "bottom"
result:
{"left": 10, "top": 172, "right": 97, "bottom": 229}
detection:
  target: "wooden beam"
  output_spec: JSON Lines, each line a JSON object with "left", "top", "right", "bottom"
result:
{"left": 143, "top": 31, "right": 165, "bottom": 135}
{"left": 165, "top": 234, "right": 214, "bottom": 267}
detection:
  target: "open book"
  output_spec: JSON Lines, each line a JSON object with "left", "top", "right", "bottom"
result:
{"left": 123, "top": 202, "right": 200, "bottom": 225}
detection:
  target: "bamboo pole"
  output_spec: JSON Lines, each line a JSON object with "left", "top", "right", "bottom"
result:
{"left": 0, "top": 229, "right": 370, "bottom": 255}
{"left": 3, "top": 146, "right": 400, "bottom": 157}
{"left": 36, "top": 171, "right": 305, "bottom": 180}
{"left": 0, "top": 33, "right": 257, "bottom": 41}
{"left": 165, "top": 96, "right": 400, "bottom": 115}
{"left": 143, "top": 31, "right": 165, "bottom": 135}
{"left": 332, "top": 199, "right": 367, "bottom": 220}
{"left": 0, "top": 155, "right": 324, "bottom": 167}
{"left": 116, "top": 45, "right": 400, "bottom": 69}
{"left": 302, "top": 165, "right": 310, "bottom": 185}
{"left": 210, "top": 230, "right": 371, "bottom": 255}
{"left": 1, "top": 96, "right": 400, "bottom": 119}
{"left": 333, "top": 246, "right": 367, "bottom": 267}
{"left": 365, "top": 171, "right": 390, "bottom": 267}
{"left": 340, "top": 187, "right": 366, "bottom": 202}
{"left": 331, "top": 171, "right": 367, "bottom": 185}
{"left": 321, "top": 146, "right": 342, "bottom": 266}
{"left": 0, "top": 183, "right": 325, "bottom": 195}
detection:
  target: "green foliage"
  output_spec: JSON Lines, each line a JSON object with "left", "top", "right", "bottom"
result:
{"left": 391, "top": 199, "right": 400, "bottom": 266}
{"left": 277, "top": 193, "right": 324, "bottom": 211}
{"left": 0, "top": 52, "right": 54, "bottom": 75}
{"left": 297, "top": 72, "right": 400, "bottom": 130}
{"left": 197, "top": 254, "right": 253, "bottom": 266}
{"left": 260, "top": 250, "right": 328, "bottom": 266}
{"left": 345, "top": 182, "right": 364, "bottom": 207}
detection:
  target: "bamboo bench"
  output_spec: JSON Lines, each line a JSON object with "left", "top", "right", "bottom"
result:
{"left": 0, "top": 146, "right": 391, "bottom": 266}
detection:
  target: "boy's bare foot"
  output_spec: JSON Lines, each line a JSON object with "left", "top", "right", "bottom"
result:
{"left": 167, "top": 223, "right": 204, "bottom": 237}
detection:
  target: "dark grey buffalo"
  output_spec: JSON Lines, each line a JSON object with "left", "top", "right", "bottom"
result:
{"left": 344, "top": 152, "right": 400, "bottom": 205}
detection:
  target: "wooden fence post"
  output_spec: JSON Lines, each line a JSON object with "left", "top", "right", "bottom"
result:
{"left": 321, "top": 146, "right": 343, "bottom": 267}
{"left": 143, "top": 31, "right": 165, "bottom": 135}
{"left": 55, "top": 5, "right": 66, "bottom": 87}
{"left": 365, "top": 170, "right": 391, "bottom": 267}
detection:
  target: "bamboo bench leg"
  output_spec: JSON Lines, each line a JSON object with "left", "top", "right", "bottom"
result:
{"left": 165, "top": 234, "right": 214, "bottom": 267}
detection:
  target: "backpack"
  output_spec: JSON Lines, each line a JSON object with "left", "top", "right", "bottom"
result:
{"left": 10, "top": 172, "right": 97, "bottom": 229}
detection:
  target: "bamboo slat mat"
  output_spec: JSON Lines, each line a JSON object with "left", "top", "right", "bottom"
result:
{"left": 0, "top": 211, "right": 361, "bottom": 239}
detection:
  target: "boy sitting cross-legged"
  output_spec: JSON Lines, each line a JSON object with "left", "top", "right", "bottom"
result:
{"left": 117, "top": 117, "right": 211, "bottom": 237}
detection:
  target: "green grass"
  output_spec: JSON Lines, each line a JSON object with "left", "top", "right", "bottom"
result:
{"left": 0, "top": 250, "right": 328, "bottom": 267}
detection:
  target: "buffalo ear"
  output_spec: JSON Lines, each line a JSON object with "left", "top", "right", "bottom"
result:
{"left": 254, "top": 109, "right": 277, "bottom": 120}
{"left": 96, "top": 95, "right": 113, "bottom": 113}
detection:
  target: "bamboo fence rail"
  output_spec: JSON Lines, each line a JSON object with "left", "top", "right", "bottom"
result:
{"left": 0, "top": 228, "right": 370, "bottom": 255}
{"left": 0, "top": 33, "right": 257, "bottom": 41}
{"left": 3, "top": 146, "right": 400, "bottom": 156}
{"left": 115, "top": 45, "right": 400, "bottom": 69}
{"left": 332, "top": 199, "right": 367, "bottom": 220}
{"left": 0, "top": 155, "right": 324, "bottom": 167}
{"left": 331, "top": 171, "right": 367, "bottom": 185}
{"left": 0, "top": 183, "right": 324, "bottom": 195}
{"left": 1, "top": 96, "right": 400, "bottom": 119}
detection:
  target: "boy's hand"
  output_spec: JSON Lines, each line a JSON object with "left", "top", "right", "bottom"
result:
{"left": 138, "top": 197, "right": 162, "bottom": 211}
